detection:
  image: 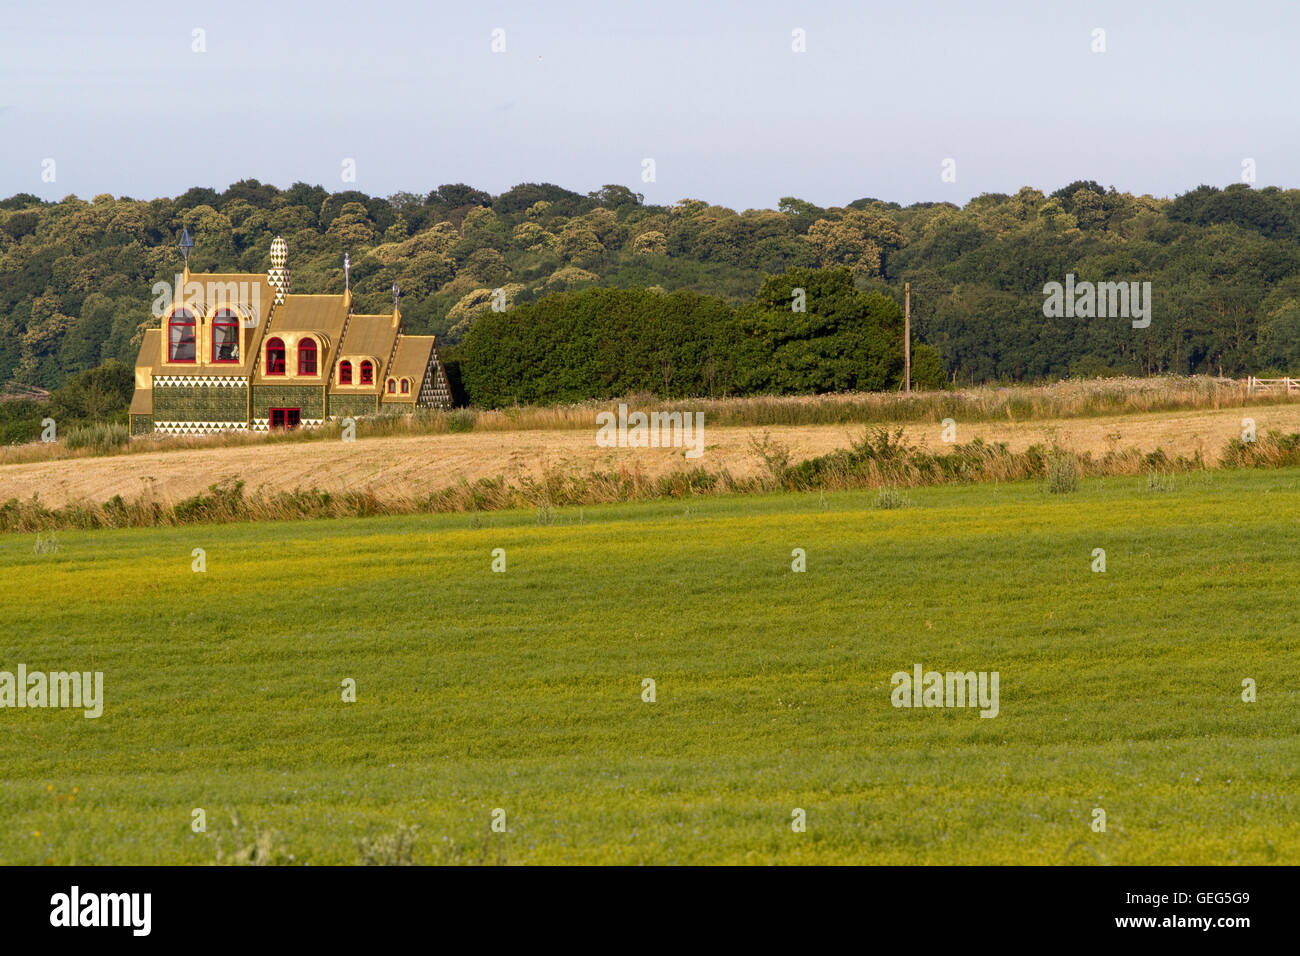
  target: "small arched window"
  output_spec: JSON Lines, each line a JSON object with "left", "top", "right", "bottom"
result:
{"left": 387, "top": 378, "right": 396, "bottom": 394}
{"left": 212, "top": 310, "right": 239, "bottom": 363}
{"left": 298, "top": 337, "right": 318, "bottom": 375}
{"left": 359, "top": 360, "right": 374, "bottom": 385}
{"left": 265, "top": 337, "right": 286, "bottom": 375}
{"left": 168, "top": 309, "right": 197, "bottom": 362}
{"left": 400, "top": 379, "right": 410, "bottom": 394}
{"left": 339, "top": 360, "right": 353, "bottom": 385}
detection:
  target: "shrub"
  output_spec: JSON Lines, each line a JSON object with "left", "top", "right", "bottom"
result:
{"left": 1046, "top": 451, "right": 1079, "bottom": 494}
{"left": 446, "top": 408, "right": 477, "bottom": 433}
{"left": 63, "top": 422, "right": 128, "bottom": 452}
{"left": 749, "top": 432, "right": 792, "bottom": 486}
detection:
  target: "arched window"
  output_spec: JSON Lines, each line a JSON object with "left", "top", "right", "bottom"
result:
{"left": 212, "top": 310, "right": 239, "bottom": 363}
{"left": 265, "top": 337, "right": 286, "bottom": 375}
{"left": 298, "top": 337, "right": 318, "bottom": 375}
{"left": 339, "top": 360, "right": 353, "bottom": 385}
{"left": 386, "top": 378, "right": 396, "bottom": 394}
{"left": 400, "top": 378, "right": 410, "bottom": 394}
{"left": 359, "top": 360, "right": 374, "bottom": 385}
{"left": 168, "top": 309, "right": 197, "bottom": 362}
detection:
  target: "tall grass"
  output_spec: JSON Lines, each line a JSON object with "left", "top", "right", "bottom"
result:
{"left": 63, "top": 421, "right": 129, "bottom": 452}
{"left": 6, "top": 427, "right": 1295, "bottom": 535}
{"left": 461, "top": 375, "right": 1290, "bottom": 430}
{"left": 1220, "top": 430, "right": 1300, "bottom": 469}
{"left": 874, "top": 486, "right": 912, "bottom": 509}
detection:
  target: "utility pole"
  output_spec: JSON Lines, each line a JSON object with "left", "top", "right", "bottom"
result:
{"left": 904, "top": 281, "right": 911, "bottom": 394}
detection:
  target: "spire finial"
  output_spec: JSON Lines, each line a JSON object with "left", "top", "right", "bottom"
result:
{"left": 392, "top": 282, "right": 401, "bottom": 309}
{"left": 344, "top": 252, "right": 351, "bottom": 292}
{"left": 179, "top": 228, "right": 194, "bottom": 268}
{"left": 268, "top": 236, "right": 290, "bottom": 304}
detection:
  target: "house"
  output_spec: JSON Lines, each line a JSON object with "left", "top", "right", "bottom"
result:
{"left": 128, "top": 236, "right": 451, "bottom": 436}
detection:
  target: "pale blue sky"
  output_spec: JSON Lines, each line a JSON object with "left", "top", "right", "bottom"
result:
{"left": 3, "top": 0, "right": 1297, "bottom": 209}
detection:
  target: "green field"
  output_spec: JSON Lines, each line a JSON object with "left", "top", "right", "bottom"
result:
{"left": 2, "top": 468, "right": 1298, "bottom": 865}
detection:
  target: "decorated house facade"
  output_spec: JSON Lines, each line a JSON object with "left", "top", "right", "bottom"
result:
{"left": 129, "top": 236, "right": 451, "bottom": 436}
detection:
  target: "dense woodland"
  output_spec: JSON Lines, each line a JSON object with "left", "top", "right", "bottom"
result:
{"left": 1, "top": 179, "right": 1299, "bottom": 420}
{"left": 457, "top": 269, "right": 944, "bottom": 406}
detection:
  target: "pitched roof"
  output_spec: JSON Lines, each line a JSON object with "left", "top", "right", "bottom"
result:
{"left": 268, "top": 294, "right": 349, "bottom": 340}
{"left": 180, "top": 272, "right": 277, "bottom": 330}
{"left": 132, "top": 330, "right": 159, "bottom": 409}
{"left": 249, "top": 294, "right": 354, "bottom": 385}
{"left": 129, "top": 387, "right": 153, "bottom": 415}
{"left": 385, "top": 335, "right": 437, "bottom": 401}
{"left": 156, "top": 271, "right": 278, "bottom": 377}
{"left": 135, "top": 329, "right": 160, "bottom": 373}
{"left": 339, "top": 313, "right": 401, "bottom": 362}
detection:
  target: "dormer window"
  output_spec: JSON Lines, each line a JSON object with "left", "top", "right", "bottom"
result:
{"left": 400, "top": 379, "right": 410, "bottom": 394}
{"left": 298, "top": 337, "right": 318, "bottom": 375}
{"left": 339, "top": 360, "right": 353, "bottom": 385}
{"left": 387, "top": 378, "right": 396, "bottom": 394}
{"left": 360, "top": 360, "right": 374, "bottom": 385}
{"left": 266, "top": 337, "right": 286, "bottom": 375}
{"left": 212, "top": 310, "right": 240, "bottom": 363}
{"left": 168, "top": 308, "right": 197, "bottom": 362}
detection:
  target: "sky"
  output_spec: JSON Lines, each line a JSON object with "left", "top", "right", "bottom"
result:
{"left": 3, "top": 0, "right": 1298, "bottom": 210}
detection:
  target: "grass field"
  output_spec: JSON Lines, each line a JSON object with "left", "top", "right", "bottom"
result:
{"left": 2, "top": 467, "right": 1298, "bottom": 864}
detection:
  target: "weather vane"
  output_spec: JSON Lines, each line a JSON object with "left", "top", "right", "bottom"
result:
{"left": 179, "top": 228, "right": 194, "bottom": 268}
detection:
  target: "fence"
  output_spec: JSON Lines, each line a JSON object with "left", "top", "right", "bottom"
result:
{"left": 1246, "top": 376, "right": 1300, "bottom": 393}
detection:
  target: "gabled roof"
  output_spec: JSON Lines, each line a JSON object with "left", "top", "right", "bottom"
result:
{"left": 338, "top": 312, "right": 401, "bottom": 362}
{"left": 157, "top": 270, "right": 278, "bottom": 377}
{"left": 180, "top": 272, "right": 277, "bottom": 330}
{"left": 248, "top": 294, "right": 354, "bottom": 385}
{"left": 267, "top": 294, "right": 349, "bottom": 340}
{"left": 384, "top": 335, "right": 437, "bottom": 402}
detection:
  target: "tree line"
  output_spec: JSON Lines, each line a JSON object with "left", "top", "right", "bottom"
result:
{"left": 1, "top": 177, "right": 1298, "bottom": 407}
{"left": 456, "top": 268, "right": 944, "bottom": 406}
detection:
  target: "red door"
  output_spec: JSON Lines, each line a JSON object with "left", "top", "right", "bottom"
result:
{"left": 269, "top": 408, "right": 301, "bottom": 429}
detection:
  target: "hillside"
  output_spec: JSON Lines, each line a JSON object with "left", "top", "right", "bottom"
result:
{"left": 4, "top": 179, "right": 1300, "bottom": 397}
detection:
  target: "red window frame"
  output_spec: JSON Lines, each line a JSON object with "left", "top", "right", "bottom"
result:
{"left": 265, "top": 337, "right": 286, "bottom": 375}
{"left": 298, "top": 337, "right": 318, "bottom": 375}
{"left": 269, "top": 408, "right": 301, "bottom": 429}
{"left": 359, "top": 360, "right": 374, "bottom": 385}
{"left": 211, "top": 310, "right": 240, "bottom": 363}
{"left": 386, "top": 378, "right": 396, "bottom": 394}
{"left": 338, "top": 360, "right": 352, "bottom": 385}
{"left": 400, "top": 378, "right": 410, "bottom": 394}
{"left": 168, "top": 308, "right": 197, "bottom": 363}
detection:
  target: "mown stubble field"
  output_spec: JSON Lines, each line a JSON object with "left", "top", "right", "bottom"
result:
{"left": 5, "top": 402, "right": 1300, "bottom": 509}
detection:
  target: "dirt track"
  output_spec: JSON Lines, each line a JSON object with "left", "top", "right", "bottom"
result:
{"left": 4, "top": 404, "right": 1299, "bottom": 508}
